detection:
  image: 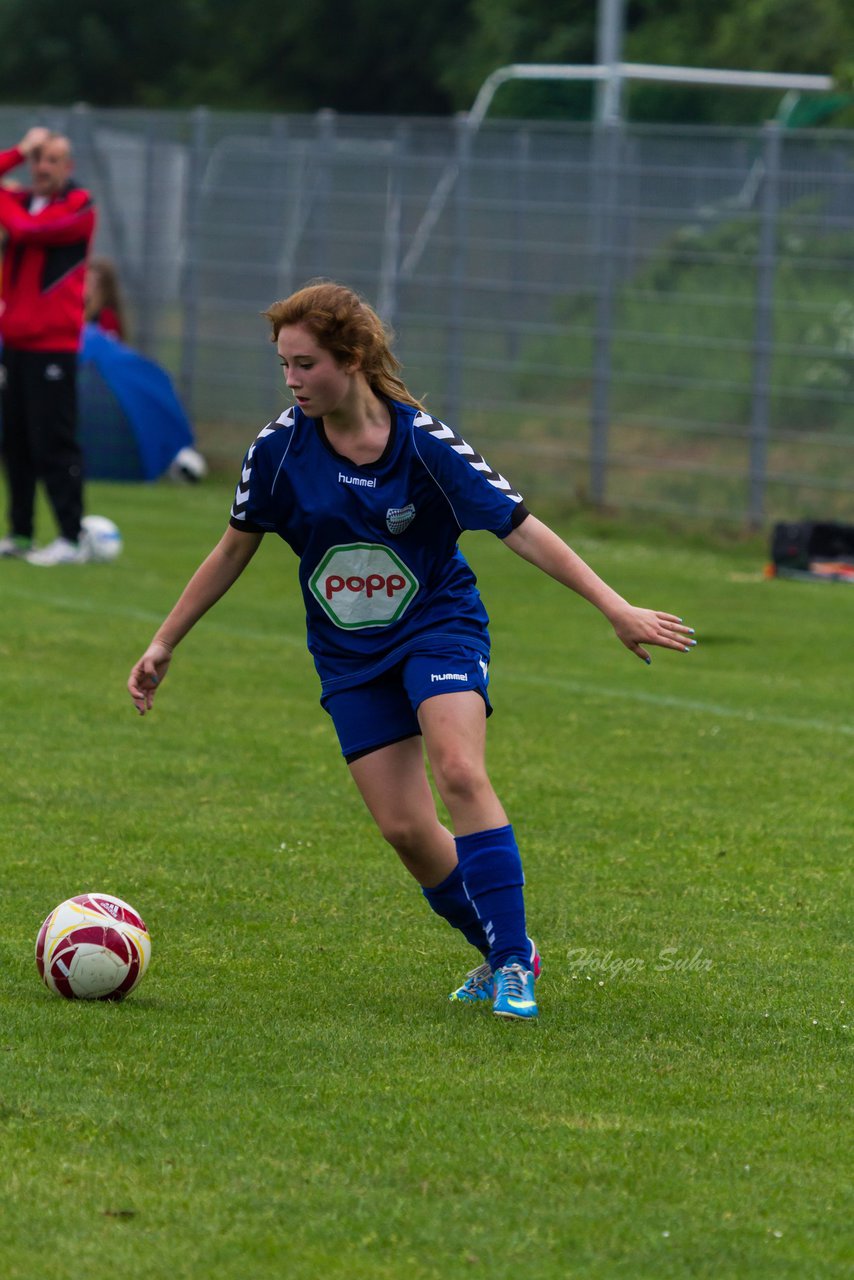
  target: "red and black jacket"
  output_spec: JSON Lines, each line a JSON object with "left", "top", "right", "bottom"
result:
{"left": 0, "top": 147, "right": 96, "bottom": 352}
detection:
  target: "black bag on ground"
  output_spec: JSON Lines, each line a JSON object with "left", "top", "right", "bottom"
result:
{"left": 771, "top": 520, "right": 854, "bottom": 578}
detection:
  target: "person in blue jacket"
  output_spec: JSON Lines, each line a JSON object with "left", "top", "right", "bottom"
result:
{"left": 128, "top": 281, "right": 696, "bottom": 1020}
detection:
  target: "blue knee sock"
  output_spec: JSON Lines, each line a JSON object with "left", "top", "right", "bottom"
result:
{"left": 421, "top": 864, "right": 490, "bottom": 957}
{"left": 455, "top": 824, "right": 529, "bottom": 973}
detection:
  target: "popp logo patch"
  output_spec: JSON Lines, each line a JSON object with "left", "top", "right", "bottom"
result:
{"left": 309, "top": 543, "right": 418, "bottom": 629}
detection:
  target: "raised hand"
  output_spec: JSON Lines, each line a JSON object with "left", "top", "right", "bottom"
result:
{"left": 17, "top": 127, "right": 52, "bottom": 156}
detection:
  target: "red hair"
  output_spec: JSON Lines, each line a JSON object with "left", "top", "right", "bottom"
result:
{"left": 263, "top": 281, "right": 423, "bottom": 409}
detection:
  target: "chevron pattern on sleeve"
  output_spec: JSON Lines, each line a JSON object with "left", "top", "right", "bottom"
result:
{"left": 413, "top": 411, "right": 523, "bottom": 504}
{"left": 230, "top": 413, "right": 290, "bottom": 520}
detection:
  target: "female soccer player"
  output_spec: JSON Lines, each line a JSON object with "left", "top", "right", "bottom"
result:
{"left": 128, "top": 281, "right": 695, "bottom": 1021}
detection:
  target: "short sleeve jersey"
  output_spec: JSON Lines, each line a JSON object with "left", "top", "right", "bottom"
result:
{"left": 229, "top": 398, "right": 529, "bottom": 695}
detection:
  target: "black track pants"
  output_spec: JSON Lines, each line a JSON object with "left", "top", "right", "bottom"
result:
{"left": 0, "top": 346, "right": 83, "bottom": 542}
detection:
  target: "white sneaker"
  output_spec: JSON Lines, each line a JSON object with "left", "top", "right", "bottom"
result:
{"left": 26, "top": 536, "right": 90, "bottom": 566}
{"left": 0, "top": 535, "right": 33, "bottom": 558}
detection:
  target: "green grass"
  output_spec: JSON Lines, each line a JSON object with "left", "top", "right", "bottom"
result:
{"left": 1, "top": 480, "right": 851, "bottom": 1279}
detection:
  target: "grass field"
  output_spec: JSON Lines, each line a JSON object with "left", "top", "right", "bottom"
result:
{"left": 1, "top": 479, "right": 851, "bottom": 1279}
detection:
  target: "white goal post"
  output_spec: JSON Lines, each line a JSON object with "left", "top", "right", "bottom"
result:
{"left": 467, "top": 61, "right": 835, "bottom": 129}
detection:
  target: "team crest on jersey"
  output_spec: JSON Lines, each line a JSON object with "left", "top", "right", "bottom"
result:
{"left": 309, "top": 543, "right": 418, "bottom": 629}
{"left": 386, "top": 503, "right": 415, "bottom": 535}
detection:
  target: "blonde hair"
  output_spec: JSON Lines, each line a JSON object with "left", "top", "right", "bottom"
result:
{"left": 263, "top": 281, "right": 423, "bottom": 410}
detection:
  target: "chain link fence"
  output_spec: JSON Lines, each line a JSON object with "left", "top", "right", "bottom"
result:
{"left": 3, "top": 103, "right": 853, "bottom": 525}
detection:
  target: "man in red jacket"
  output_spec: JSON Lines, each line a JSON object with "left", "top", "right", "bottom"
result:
{"left": 0, "top": 127, "right": 96, "bottom": 564}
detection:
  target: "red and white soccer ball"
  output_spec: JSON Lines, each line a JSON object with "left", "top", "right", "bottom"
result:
{"left": 35, "top": 893, "right": 151, "bottom": 1001}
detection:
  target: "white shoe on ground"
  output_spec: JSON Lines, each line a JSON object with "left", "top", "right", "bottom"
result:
{"left": 26, "top": 537, "right": 90, "bottom": 566}
{"left": 0, "top": 535, "right": 32, "bottom": 558}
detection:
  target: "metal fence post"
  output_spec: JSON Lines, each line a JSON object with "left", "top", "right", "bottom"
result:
{"left": 70, "top": 103, "right": 137, "bottom": 301}
{"left": 445, "top": 116, "right": 471, "bottom": 426}
{"left": 67, "top": 102, "right": 90, "bottom": 179}
{"left": 748, "top": 122, "right": 782, "bottom": 529}
{"left": 179, "top": 106, "right": 209, "bottom": 418}
{"left": 508, "top": 127, "right": 531, "bottom": 362}
{"left": 269, "top": 114, "right": 292, "bottom": 297}
{"left": 589, "top": 120, "right": 621, "bottom": 508}
{"left": 135, "top": 116, "right": 161, "bottom": 359}
{"left": 308, "top": 109, "right": 336, "bottom": 279}
{"left": 377, "top": 122, "right": 408, "bottom": 331}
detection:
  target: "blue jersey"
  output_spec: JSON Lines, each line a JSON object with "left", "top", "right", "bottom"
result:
{"left": 229, "top": 399, "right": 529, "bottom": 695}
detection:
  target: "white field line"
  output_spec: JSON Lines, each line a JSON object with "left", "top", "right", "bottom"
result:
{"left": 502, "top": 669, "right": 854, "bottom": 738}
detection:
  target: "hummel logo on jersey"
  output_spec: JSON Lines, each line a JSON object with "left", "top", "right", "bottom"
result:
{"left": 386, "top": 503, "right": 415, "bottom": 534}
{"left": 339, "top": 472, "right": 376, "bottom": 488}
{"left": 44, "top": 363, "right": 65, "bottom": 382}
{"left": 430, "top": 672, "right": 469, "bottom": 683}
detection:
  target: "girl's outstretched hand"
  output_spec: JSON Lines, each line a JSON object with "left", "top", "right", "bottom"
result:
{"left": 128, "top": 640, "right": 174, "bottom": 714}
{"left": 609, "top": 606, "right": 696, "bottom": 664}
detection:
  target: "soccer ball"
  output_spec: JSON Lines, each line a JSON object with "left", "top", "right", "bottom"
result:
{"left": 81, "top": 514, "right": 122, "bottom": 562}
{"left": 35, "top": 892, "right": 151, "bottom": 1000}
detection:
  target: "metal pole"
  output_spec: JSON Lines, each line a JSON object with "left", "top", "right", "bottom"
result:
{"left": 70, "top": 104, "right": 136, "bottom": 300}
{"left": 269, "top": 115, "right": 292, "bottom": 297}
{"left": 589, "top": 120, "right": 621, "bottom": 508}
{"left": 179, "top": 106, "right": 209, "bottom": 418}
{"left": 467, "top": 62, "right": 831, "bottom": 134}
{"left": 595, "top": 0, "right": 626, "bottom": 124}
{"left": 748, "top": 122, "right": 782, "bottom": 529}
{"left": 444, "top": 117, "right": 470, "bottom": 426}
{"left": 508, "top": 127, "right": 530, "bottom": 362}
{"left": 309, "top": 110, "right": 336, "bottom": 279}
{"left": 136, "top": 117, "right": 160, "bottom": 358}
{"left": 377, "top": 122, "right": 408, "bottom": 331}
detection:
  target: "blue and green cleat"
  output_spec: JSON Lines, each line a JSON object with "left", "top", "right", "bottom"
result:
{"left": 493, "top": 960, "right": 538, "bottom": 1020}
{"left": 449, "top": 940, "right": 541, "bottom": 1005}
{"left": 448, "top": 961, "right": 494, "bottom": 1003}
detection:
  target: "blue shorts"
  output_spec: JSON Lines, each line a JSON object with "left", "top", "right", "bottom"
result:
{"left": 322, "top": 645, "right": 492, "bottom": 762}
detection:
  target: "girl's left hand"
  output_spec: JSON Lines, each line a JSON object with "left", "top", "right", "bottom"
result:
{"left": 610, "top": 607, "right": 696, "bottom": 664}
{"left": 128, "top": 639, "right": 174, "bottom": 714}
